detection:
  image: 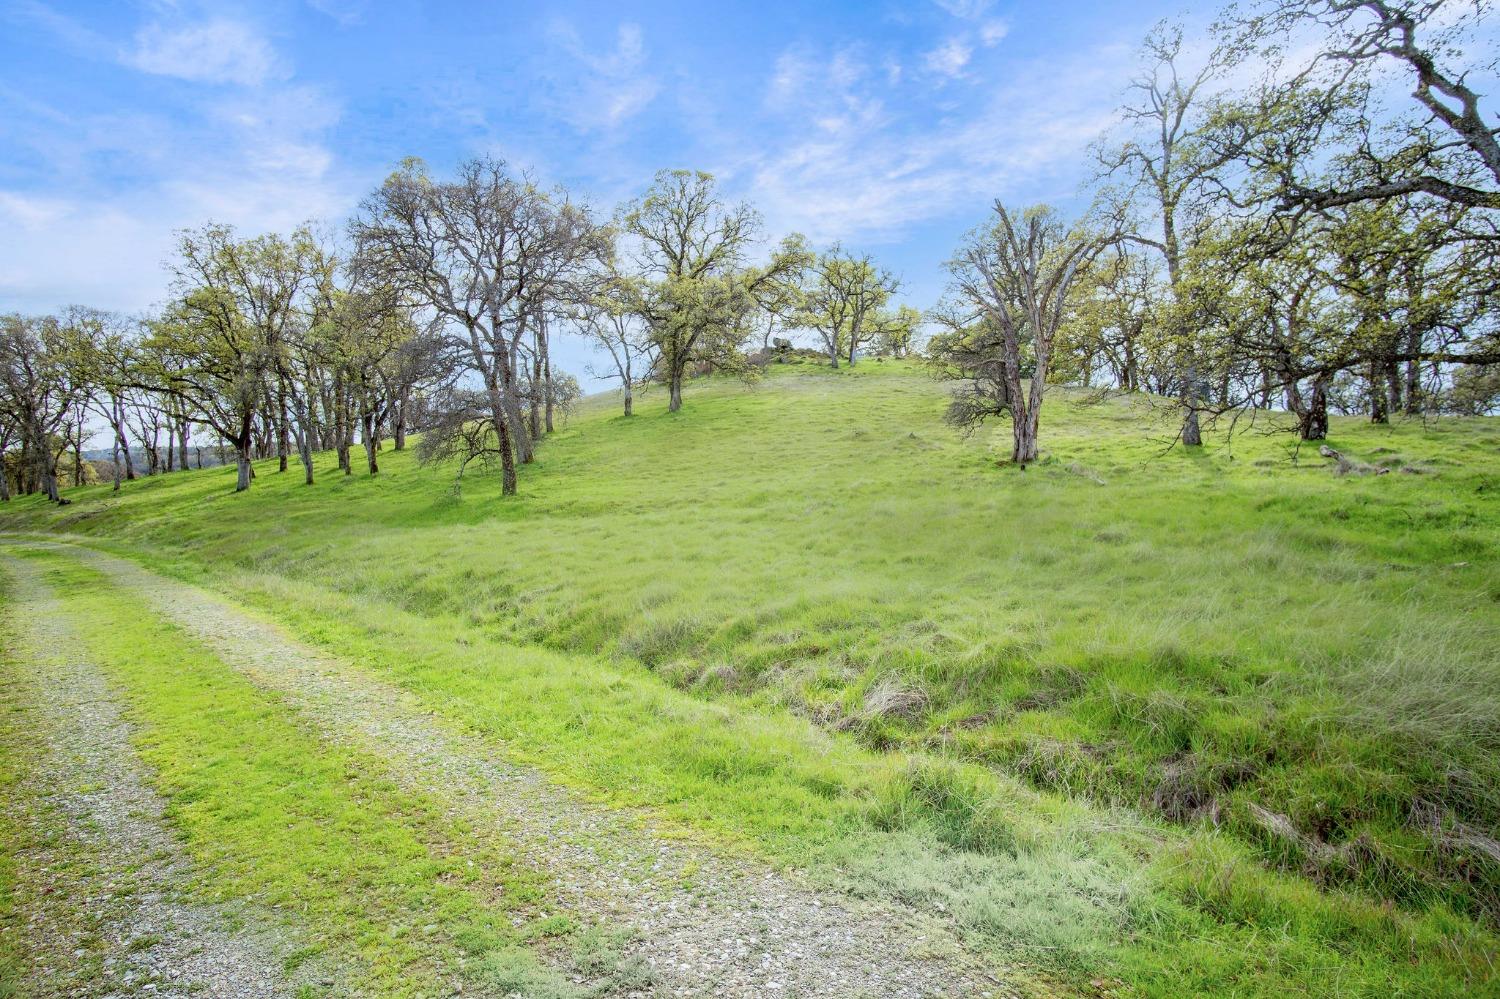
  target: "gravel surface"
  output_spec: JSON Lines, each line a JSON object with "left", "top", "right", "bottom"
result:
{"left": 0, "top": 554, "right": 314, "bottom": 998}
{"left": 39, "top": 541, "right": 1028, "bottom": 999}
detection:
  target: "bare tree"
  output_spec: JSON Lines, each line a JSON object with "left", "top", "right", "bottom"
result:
{"left": 0, "top": 419, "right": 12, "bottom": 502}
{"left": 1232, "top": 0, "right": 1500, "bottom": 212}
{"left": 1100, "top": 23, "right": 1244, "bottom": 445}
{"left": 575, "top": 270, "right": 651, "bottom": 416}
{"left": 354, "top": 158, "right": 599, "bottom": 495}
{"left": 68, "top": 307, "right": 143, "bottom": 490}
{"left": 936, "top": 204, "right": 1114, "bottom": 464}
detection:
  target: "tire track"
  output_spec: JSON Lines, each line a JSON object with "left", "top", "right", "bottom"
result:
{"left": 31, "top": 540, "right": 1024, "bottom": 999}
{"left": 0, "top": 553, "right": 314, "bottom": 998}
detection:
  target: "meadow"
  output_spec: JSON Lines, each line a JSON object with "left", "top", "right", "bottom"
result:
{"left": 3, "top": 360, "right": 1499, "bottom": 997}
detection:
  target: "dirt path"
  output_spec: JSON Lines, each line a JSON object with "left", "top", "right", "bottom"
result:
{"left": 20, "top": 540, "right": 1023, "bottom": 999}
{"left": 0, "top": 554, "right": 311, "bottom": 998}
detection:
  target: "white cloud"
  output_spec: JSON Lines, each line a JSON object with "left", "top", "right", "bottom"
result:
{"left": 743, "top": 39, "right": 1135, "bottom": 244}
{"left": 764, "top": 46, "right": 885, "bottom": 137}
{"left": 1, "top": 12, "right": 350, "bottom": 317}
{"left": 0, "top": 193, "right": 171, "bottom": 313}
{"left": 0, "top": 161, "right": 352, "bottom": 316}
{"left": 767, "top": 50, "right": 808, "bottom": 105}
{"left": 932, "top": 0, "right": 995, "bottom": 19}
{"left": 548, "top": 22, "right": 661, "bottom": 131}
{"left": 980, "top": 21, "right": 1009, "bottom": 46}
{"left": 924, "top": 37, "right": 973, "bottom": 77}
{"left": 124, "top": 19, "right": 285, "bottom": 87}
{"left": 306, "top": 0, "right": 368, "bottom": 26}
{"left": 0, "top": 191, "right": 71, "bottom": 229}
{"left": 208, "top": 85, "right": 342, "bottom": 178}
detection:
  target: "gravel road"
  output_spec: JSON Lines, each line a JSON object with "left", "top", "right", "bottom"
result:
{"left": 5, "top": 541, "right": 1029, "bottom": 998}
{"left": 0, "top": 554, "right": 313, "bottom": 998}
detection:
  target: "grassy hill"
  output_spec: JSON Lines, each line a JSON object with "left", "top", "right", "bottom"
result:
{"left": 4, "top": 359, "right": 1499, "bottom": 996}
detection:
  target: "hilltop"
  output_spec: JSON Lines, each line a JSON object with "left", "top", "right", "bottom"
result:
{"left": 4, "top": 361, "right": 1499, "bottom": 997}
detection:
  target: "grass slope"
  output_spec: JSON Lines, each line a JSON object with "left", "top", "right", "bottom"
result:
{"left": 4, "top": 360, "right": 1499, "bottom": 995}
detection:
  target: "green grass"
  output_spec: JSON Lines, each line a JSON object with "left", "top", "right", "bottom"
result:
{"left": 4, "top": 359, "right": 1500, "bottom": 995}
{"left": 0, "top": 549, "right": 587, "bottom": 998}
{"left": 0, "top": 570, "right": 31, "bottom": 999}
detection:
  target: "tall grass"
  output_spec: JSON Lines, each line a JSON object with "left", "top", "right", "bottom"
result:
{"left": 4, "top": 360, "right": 1499, "bottom": 993}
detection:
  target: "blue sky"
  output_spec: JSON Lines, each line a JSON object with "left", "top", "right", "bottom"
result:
{"left": 1, "top": 0, "right": 1190, "bottom": 381}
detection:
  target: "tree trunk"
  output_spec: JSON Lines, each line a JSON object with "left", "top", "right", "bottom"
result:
{"left": 623, "top": 385, "right": 633, "bottom": 417}
{"left": 113, "top": 399, "right": 136, "bottom": 480}
{"left": 235, "top": 447, "right": 252, "bottom": 491}
{"left": 1383, "top": 359, "right": 1402, "bottom": 419}
{"left": 1012, "top": 407, "right": 1039, "bottom": 464}
{"left": 234, "top": 410, "right": 254, "bottom": 492}
{"left": 294, "top": 394, "right": 315, "bottom": 486}
{"left": 1403, "top": 329, "right": 1422, "bottom": 415}
{"left": 485, "top": 392, "right": 517, "bottom": 496}
{"left": 1181, "top": 407, "right": 1202, "bottom": 446}
{"left": 1008, "top": 356, "right": 1046, "bottom": 465}
{"left": 1180, "top": 365, "right": 1203, "bottom": 446}
{"left": 29, "top": 421, "right": 60, "bottom": 502}
{"left": 1299, "top": 376, "right": 1329, "bottom": 441}
{"left": 363, "top": 412, "right": 379, "bottom": 475}
{"left": 72, "top": 423, "right": 85, "bottom": 486}
{"left": 18, "top": 436, "right": 32, "bottom": 494}
{"left": 1369, "top": 362, "right": 1389, "bottom": 424}
{"left": 277, "top": 383, "right": 290, "bottom": 473}
{"left": 341, "top": 397, "right": 354, "bottom": 476}
{"left": 498, "top": 351, "right": 533, "bottom": 464}
{"left": 542, "top": 329, "right": 555, "bottom": 434}
{"left": 529, "top": 349, "right": 543, "bottom": 442}
{"left": 668, "top": 360, "right": 686, "bottom": 412}
{"left": 508, "top": 392, "right": 533, "bottom": 463}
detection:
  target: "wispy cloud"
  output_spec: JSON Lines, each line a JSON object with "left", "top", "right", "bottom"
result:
{"left": 306, "top": 0, "right": 369, "bottom": 27}
{"left": 924, "top": 37, "right": 973, "bottom": 77}
{"left": 123, "top": 19, "right": 286, "bottom": 87}
{"left": 743, "top": 38, "right": 1134, "bottom": 243}
{"left": 766, "top": 46, "right": 882, "bottom": 131}
{"left": 0, "top": 8, "right": 350, "bottom": 313}
{"left": 547, "top": 22, "right": 661, "bottom": 131}
{"left": 932, "top": 0, "right": 995, "bottom": 20}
